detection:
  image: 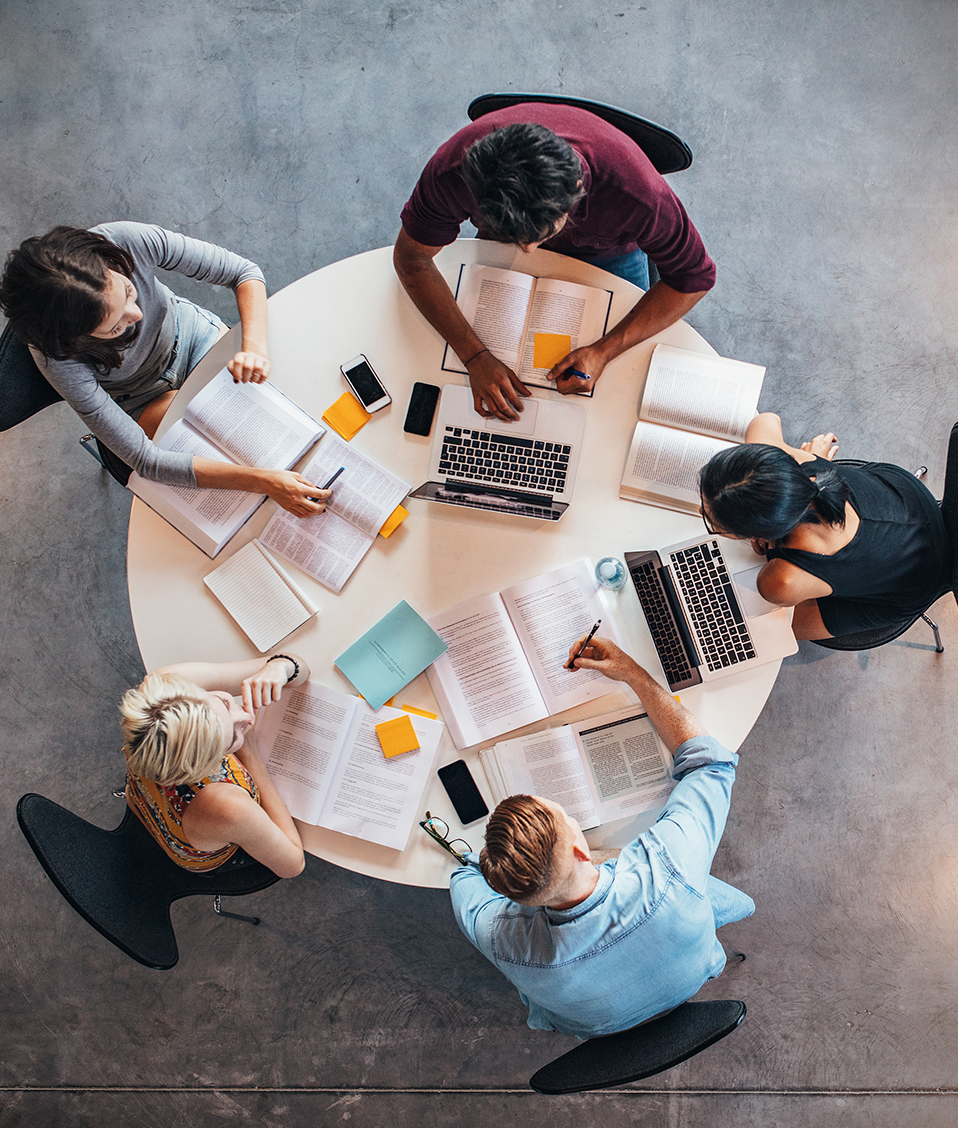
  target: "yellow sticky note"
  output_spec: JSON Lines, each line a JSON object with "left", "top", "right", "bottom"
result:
{"left": 532, "top": 332, "right": 572, "bottom": 370}
{"left": 378, "top": 504, "right": 408, "bottom": 538}
{"left": 375, "top": 714, "right": 421, "bottom": 758}
{"left": 323, "top": 392, "right": 371, "bottom": 440}
{"left": 402, "top": 703, "right": 438, "bottom": 720}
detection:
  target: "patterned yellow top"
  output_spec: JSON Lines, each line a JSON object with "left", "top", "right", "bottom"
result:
{"left": 125, "top": 753, "right": 260, "bottom": 872}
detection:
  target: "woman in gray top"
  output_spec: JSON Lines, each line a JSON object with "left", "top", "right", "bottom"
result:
{"left": 0, "top": 222, "right": 328, "bottom": 516}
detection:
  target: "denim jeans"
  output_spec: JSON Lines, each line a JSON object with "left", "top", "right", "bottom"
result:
{"left": 566, "top": 247, "right": 651, "bottom": 290}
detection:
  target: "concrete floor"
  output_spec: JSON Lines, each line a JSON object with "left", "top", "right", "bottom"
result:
{"left": 2, "top": 1, "right": 958, "bottom": 1124}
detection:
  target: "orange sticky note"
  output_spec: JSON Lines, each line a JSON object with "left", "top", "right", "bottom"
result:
{"left": 323, "top": 392, "right": 371, "bottom": 440}
{"left": 402, "top": 703, "right": 438, "bottom": 720}
{"left": 532, "top": 332, "right": 572, "bottom": 370}
{"left": 378, "top": 504, "right": 408, "bottom": 538}
{"left": 375, "top": 714, "right": 420, "bottom": 758}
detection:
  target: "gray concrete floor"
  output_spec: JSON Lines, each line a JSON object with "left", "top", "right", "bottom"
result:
{"left": 2, "top": 1, "right": 958, "bottom": 1124}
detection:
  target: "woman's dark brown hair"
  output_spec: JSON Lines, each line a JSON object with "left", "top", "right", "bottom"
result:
{"left": 0, "top": 225, "right": 138, "bottom": 374}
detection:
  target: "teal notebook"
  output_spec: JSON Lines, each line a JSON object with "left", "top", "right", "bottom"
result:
{"left": 334, "top": 600, "right": 448, "bottom": 711}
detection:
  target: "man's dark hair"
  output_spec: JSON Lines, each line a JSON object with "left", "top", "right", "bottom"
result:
{"left": 480, "top": 794, "right": 561, "bottom": 903}
{"left": 461, "top": 123, "right": 585, "bottom": 246}
{"left": 0, "top": 225, "right": 138, "bottom": 375}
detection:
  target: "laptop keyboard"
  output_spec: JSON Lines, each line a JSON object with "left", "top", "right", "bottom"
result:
{"left": 439, "top": 427, "right": 571, "bottom": 494}
{"left": 628, "top": 558, "right": 696, "bottom": 688}
{"left": 669, "top": 541, "right": 756, "bottom": 672}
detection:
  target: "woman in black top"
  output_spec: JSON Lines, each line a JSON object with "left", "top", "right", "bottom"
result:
{"left": 699, "top": 414, "right": 950, "bottom": 640}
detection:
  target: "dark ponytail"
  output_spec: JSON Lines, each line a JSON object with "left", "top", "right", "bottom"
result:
{"left": 0, "top": 226, "right": 137, "bottom": 374}
{"left": 700, "top": 444, "right": 849, "bottom": 541}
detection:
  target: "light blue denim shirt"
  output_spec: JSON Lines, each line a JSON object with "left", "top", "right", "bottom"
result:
{"left": 449, "top": 734, "right": 754, "bottom": 1039}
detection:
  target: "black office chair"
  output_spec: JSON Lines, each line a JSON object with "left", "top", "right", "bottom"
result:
{"left": 529, "top": 999, "right": 746, "bottom": 1094}
{"left": 468, "top": 93, "right": 693, "bottom": 175}
{"left": 16, "top": 793, "right": 281, "bottom": 970}
{"left": 0, "top": 321, "right": 132, "bottom": 485}
{"left": 811, "top": 434, "right": 958, "bottom": 652}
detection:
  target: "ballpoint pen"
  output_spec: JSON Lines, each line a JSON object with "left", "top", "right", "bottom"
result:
{"left": 308, "top": 465, "right": 345, "bottom": 503}
{"left": 566, "top": 619, "right": 601, "bottom": 670}
{"left": 569, "top": 368, "right": 592, "bottom": 381}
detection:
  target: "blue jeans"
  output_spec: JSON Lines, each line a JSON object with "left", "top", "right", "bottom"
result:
{"left": 566, "top": 247, "right": 650, "bottom": 290}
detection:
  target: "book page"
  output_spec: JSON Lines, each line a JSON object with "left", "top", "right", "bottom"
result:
{"left": 256, "top": 681, "right": 357, "bottom": 825}
{"left": 298, "top": 435, "right": 409, "bottom": 539}
{"left": 443, "top": 263, "right": 535, "bottom": 373}
{"left": 517, "top": 277, "right": 611, "bottom": 391}
{"left": 640, "top": 344, "right": 765, "bottom": 442}
{"left": 426, "top": 593, "right": 548, "bottom": 749}
{"left": 620, "top": 421, "right": 734, "bottom": 511}
{"left": 259, "top": 507, "right": 374, "bottom": 593}
{"left": 501, "top": 559, "right": 623, "bottom": 716}
{"left": 183, "top": 367, "right": 323, "bottom": 469}
{"left": 486, "top": 726, "right": 601, "bottom": 831}
{"left": 204, "top": 540, "right": 317, "bottom": 652}
{"left": 128, "top": 421, "right": 262, "bottom": 556}
{"left": 572, "top": 708, "right": 676, "bottom": 823}
{"left": 318, "top": 702, "right": 444, "bottom": 851}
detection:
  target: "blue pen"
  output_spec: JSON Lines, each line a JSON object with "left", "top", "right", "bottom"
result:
{"left": 570, "top": 368, "right": 592, "bottom": 381}
{"left": 308, "top": 465, "right": 344, "bottom": 503}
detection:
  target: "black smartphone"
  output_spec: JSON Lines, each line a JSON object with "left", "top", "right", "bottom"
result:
{"left": 437, "top": 760, "right": 489, "bottom": 825}
{"left": 403, "top": 381, "right": 441, "bottom": 436}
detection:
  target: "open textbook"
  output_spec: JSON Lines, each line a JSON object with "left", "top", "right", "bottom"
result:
{"left": 259, "top": 435, "right": 411, "bottom": 593}
{"left": 479, "top": 705, "right": 676, "bottom": 831}
{"left": 128, "top": 367, "right": 325, "bottom": 556}
{"left": 619, "top": 344, "right": 766, "bottom": 514}
{"left": 426, "top": 559, "right": 625, "bottom": 749}
{"left": 441, "top": 263, "right": 613, "bottom": 393}
{"left": 255, "top": 680, "right": 444, "bottom": 851}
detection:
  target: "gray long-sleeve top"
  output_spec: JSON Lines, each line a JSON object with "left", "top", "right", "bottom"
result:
{"left": 33, "top": 222, "right": 266, "bottom": 485}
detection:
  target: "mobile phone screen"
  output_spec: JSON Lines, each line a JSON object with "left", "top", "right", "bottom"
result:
{"left": 437, "top": 760, "right": 489, "bottom": 825}
{"left": 344, "top": 358, "right": 387, "bottom": 407}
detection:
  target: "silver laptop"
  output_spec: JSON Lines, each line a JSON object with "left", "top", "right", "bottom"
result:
{"left": 626, "top": 535, "right": 798, "bottom": 691}
{"left": 410, "top": 384, "right": 586, "bottom": 521}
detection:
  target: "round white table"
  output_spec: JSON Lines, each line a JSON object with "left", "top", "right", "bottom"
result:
{"left": 127, "top": 240, "right": 780, "bottom": 887}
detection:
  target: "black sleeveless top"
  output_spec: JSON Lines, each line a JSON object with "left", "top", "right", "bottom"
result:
{"left": 765, "top": 458, "right": 950, "bottom": 632}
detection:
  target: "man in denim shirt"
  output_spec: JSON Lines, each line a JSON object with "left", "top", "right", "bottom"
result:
{"left": 450, "top": 635, "right": 754, "bottom": 1039}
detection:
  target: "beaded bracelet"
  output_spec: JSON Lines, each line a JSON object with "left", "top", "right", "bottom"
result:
{"left": 266, "top": 653, "right": 300, "bottom": 684}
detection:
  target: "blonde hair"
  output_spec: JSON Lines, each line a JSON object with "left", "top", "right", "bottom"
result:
{"left": 120, "top": 672, "right": 225, "bottom": 786}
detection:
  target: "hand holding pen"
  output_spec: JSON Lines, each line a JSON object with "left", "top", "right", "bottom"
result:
{"left": 307, "top": 465, "right": 345, "bottom": 504}
{"left": 565, "top": 619, "right": 601, "bottom": 670}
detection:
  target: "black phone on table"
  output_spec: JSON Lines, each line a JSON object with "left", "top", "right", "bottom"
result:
{"left": 437, "top": 759, "right": 489, "bottom": 825}
{"left": 403, "top": 381, "right": 441, "bottom": 435}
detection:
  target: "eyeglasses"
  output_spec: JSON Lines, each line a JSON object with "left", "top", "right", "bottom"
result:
{"left": 419, "top": 812, "right": 472, "bottom": 863}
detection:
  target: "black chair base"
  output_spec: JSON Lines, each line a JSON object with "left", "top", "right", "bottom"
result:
{"left": 529, "top": 1000, "right": 746, "bottom": 1095}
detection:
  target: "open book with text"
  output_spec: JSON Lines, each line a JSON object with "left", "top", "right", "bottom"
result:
{"left": 619, "top": 344, "right": 766, "bottom": 513}
{"left": 479, "top": 705, "right": 676, "bottom": 831}
{"left": 129, "top": 367, "right": 325, "bottom": 556}
{"left": 255, "top": 680, "right": 444, "bottom": 851}
{"left": 426, "top": 559, "right": 624, "bottom": 749}
{"left": 441, "top": 263, "right": 613, "bottom": 393}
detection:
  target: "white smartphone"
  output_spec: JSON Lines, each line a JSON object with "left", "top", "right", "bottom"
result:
{"left": 340, "top": 354, "right": 392, "bottom": 412}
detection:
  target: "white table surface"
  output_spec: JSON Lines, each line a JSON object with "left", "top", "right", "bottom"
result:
{"left": 127, "top": 239, "right": 780, "bottom": 888}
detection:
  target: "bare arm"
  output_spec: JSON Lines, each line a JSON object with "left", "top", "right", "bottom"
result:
{"left": 567, "top": 635, "right": 707, "bottom": 754}
{"left": 192, "top": 458, "right": 331, "bottom": 518}
{"left": 547, "top": 281, "right": 708, "bottom": 395}
{"left": 227, "top": 278, "right": 271, "bottom": 384}
{"left": 156, "top": 653, "right": 310, "bottom": 712}
{"left": 393, "top": 228, "right": 530, "bottom": 421}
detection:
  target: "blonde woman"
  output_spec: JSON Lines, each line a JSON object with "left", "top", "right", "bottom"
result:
{"left": 121, "top": 654, "right": 307, "bottom": 878}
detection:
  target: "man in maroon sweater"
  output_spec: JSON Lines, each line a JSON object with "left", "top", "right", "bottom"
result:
{"left": 394, "top": 103, "right": 715, "bottom": 422}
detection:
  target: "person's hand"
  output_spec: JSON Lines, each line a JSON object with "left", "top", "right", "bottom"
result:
{"left": 548, "top": 343, "right": 611, "bottom": 396}
{"left": 264, "top": 471, "right": 332, "bottom": 518}
{"left": 750, "top": 537, "right": 772, "bottom": 557}
{"left": 241, "top": 658, "right": 294, "bottom": 714}
{"left": 466, "top": 350, "right": 530, "bottom": 421}
{"left": 801, "top": 432, "right": 838, "bottom": 460}
{"left": 567, "top": 634, "right": 643, "bottom": 683}
{"left": 228, "top": 350, "right": 271, "bottom": 384}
